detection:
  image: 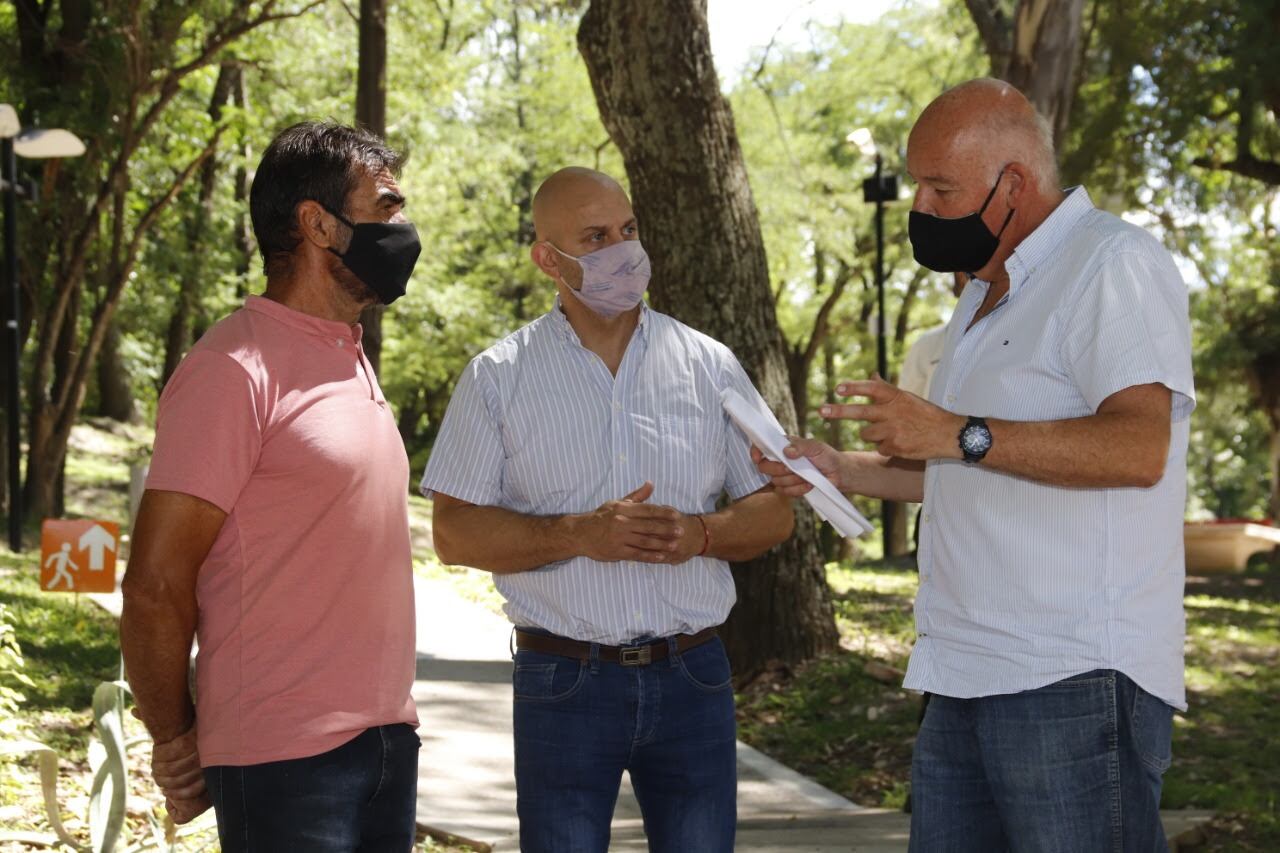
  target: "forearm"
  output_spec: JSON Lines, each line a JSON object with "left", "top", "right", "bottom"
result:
{"left": 120, "top": 587, "right": 197, "bottom": 743}
{"left": 980, "top": 411, "right": 1170, "bottom": 488}
{"left": 840, "top": 451, "right": 926, "bottom": 502}
{"left": 432, "top": 504, "right": 581, "bottom": 574}
{"left": 702, "top": 488, "right": 794, "bottom": 562}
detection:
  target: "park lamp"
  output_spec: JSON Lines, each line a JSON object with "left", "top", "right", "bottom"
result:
{"left": 846, "top": 127, "right": 877, "bottom": 159}
{"left": 845, "top": 126, "right": 899, "bottom": 560}
{"left": 3, "top": 103, "right": 85, "bottom": 551}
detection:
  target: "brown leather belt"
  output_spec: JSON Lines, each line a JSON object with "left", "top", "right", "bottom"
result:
{"left": 514, "top": 626, "right": 718, "bottom": 666}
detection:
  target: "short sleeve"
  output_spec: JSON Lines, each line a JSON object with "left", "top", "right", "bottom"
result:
{"left": 1062, "top": 247, "right": 1196, "bottom": 422}
{"left": 146, "top": 350, "right": 262, "bottom": 513}
{"left": 419, "top": 358, "right": 506, "bottom": 505}
{"left": 718, "top": 352, "right": 772, "bottom": 500}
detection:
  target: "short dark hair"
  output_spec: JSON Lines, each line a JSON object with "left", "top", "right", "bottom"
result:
{"left": 249, "top": 120, "right": 404, "bottom": 277}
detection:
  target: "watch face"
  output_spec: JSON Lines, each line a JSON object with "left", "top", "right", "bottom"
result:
{"left": 961, "top": 424, "right": 992, "bottom": 455}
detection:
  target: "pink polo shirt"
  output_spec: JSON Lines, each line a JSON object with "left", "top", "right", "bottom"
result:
{"left": 146, "top": 295, "right": 418, "bottom": 767}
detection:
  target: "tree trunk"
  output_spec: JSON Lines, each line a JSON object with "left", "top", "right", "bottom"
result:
{"left": 96, "top": 320, "right": 136, "bottom": 422}
{"left": 232, "top": 68, "right": 254, "bottom": 299}
{"left": 356, "top": 0, "right": 388, "bottom": 375}
{"left": 578, "top": 0, "right": 839, "bottom": 674}
{"left": 964, "top": 0, "right": 1087, "bottom": 151}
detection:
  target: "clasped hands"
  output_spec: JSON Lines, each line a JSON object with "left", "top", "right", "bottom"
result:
{"left": 581, "top": 481, "right": 706, "bottom": 564}
{"left": 752, "top": 376, "right": 964, "bottom": 496}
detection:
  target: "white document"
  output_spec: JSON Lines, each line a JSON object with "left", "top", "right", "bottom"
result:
{"left": 721, "top": 388, "right": 875, "bottom": 539}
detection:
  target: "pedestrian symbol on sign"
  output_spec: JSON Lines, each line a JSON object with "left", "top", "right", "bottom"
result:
{"left": 43, "top": 543, "right": 79, "bottom": 590}
{"left": 40, "top": 519, "right": 120, "bottom": 593}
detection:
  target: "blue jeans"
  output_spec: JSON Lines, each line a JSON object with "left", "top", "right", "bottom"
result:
{"left": 909, "top": 670, "right": 1173, "bottom": 853}
{"left": 512, "top": 634, "right": 737, "bottom": 853}
{"left": 203, "top": 723, "right": 420, "bottom": 852}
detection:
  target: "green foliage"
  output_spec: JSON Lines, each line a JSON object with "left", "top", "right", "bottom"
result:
{"left": 1061, "top": 0, "right": 1280, "bottom": 518}
{"left": 0, "top": 601, "right": 35, "bottom": 741}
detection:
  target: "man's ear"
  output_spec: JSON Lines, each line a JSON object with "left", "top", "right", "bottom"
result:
{"left": 296, "top": 199, "right": 343, "bottom": 250}
{"left": 530, "top": 241, "right": 561, "bottom": 280}
{"left": 1003, "top": 162, "right": 1030, "bottom": 207}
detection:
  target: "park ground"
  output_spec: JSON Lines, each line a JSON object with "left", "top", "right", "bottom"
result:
{"left": 1, "top": 418, "right": 1278, "bottom": 851}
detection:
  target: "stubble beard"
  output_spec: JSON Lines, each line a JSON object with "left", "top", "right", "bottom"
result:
{"left": 327, "top": 252, "right": 378, "bottom": 308}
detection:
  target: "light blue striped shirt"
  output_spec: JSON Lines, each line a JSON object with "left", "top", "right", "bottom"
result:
{"left": 908, "top": 187, "right": 1195, "bottom": 710}
{"left": 420, "top": 301, "right": 769, "bottom": 643}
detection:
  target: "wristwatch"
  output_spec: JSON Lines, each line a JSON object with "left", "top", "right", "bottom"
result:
{"left": 958, "top": 416, "right": 992, "bottom": 464}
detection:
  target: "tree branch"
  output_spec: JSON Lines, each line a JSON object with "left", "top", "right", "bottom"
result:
{"left": 963, "top": 0, "right": 1012, "bottom": 75}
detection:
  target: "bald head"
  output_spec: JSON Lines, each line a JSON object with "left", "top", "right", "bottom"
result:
{"left": 529, "top": 166, "right": 640, "bottom": 295}
{"left": 532, "top": 167, "right": 633, "bottom": 244}
{"left": 909, "top": 78, "right": 1058, "bottom": 191}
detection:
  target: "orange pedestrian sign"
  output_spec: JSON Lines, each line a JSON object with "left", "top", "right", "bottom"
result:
{"left": 40, "top": 519, "right": 120, "bottom": 593}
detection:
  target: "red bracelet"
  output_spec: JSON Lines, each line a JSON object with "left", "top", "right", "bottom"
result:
{"left": 695, "top": 514, "right": 710, "bottom": 557}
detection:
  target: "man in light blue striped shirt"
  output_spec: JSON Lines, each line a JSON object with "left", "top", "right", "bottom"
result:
{"left": 421, "top": 167, "right": 794, "bottom": 853}
{"left": 758, "top": 79, "right": 1194, "bottom": 851}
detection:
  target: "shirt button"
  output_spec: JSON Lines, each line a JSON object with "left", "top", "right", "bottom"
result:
{"left": 336, "top": 339, "right": 345, "bottom": 348}
{"left": 617, "top": 453, "right": 627, "bottom": 462}
{"left": 922, "top": 513, "right": 930, "bottom": 523}
{"left": 613, "top": 401, "right": 622, "bottom": 411}
{"left": 945, "top": 394, "right": 955, "bottom": 404}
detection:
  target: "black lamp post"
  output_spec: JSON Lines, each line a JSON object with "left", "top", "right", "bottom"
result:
{"left": 1, "top": 104, "right": 85, "bottom": 551}
{"left": 847, "top": 128, "right": 899, "bottom": 559}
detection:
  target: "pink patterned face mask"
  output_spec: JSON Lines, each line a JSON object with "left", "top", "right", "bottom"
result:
{"left": 546, "top": 239, "right": 652, "bottom": 319}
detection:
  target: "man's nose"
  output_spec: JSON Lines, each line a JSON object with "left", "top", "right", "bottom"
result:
{"left": 910, "top": 191, "right": 932, "bottom": 214}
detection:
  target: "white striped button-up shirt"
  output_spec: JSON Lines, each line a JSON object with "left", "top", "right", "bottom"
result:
{"left": 420, "top": 302, "right": 769, "bottom": 644}
{"left": 908, "top": 187, "right": 1195, "bottom": 710}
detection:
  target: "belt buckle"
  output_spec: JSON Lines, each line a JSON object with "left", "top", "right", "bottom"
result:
{"left": 619, "top": 644, "right": 652, "bottom": 666}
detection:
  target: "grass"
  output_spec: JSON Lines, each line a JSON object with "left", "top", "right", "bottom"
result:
{"left": 734, "top": 559, "right": 1280, "bottom": 851}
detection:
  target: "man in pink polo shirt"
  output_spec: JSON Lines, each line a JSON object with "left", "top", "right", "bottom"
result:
{"left": 121, "top": 121, "right": 422, "bottom": 851}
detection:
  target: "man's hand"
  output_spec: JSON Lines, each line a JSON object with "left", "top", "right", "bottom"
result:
{"left": 579, "top": 482, "right": 686, "bottom": 563}
{"left": 151, "top": 725, "right": 211, "bottom": 824}
{"left": 750, "top": 439, "right": 847, "bottom": 496}
{"left": 821, "top": 376, "right": 964, "bottom": 461}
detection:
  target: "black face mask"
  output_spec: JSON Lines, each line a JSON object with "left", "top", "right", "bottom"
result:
{"left": 908, "top": 170, "right": 1014, "bottom": 274}
{"left": 323, "top": 205, "right": 421, "bottom": 305}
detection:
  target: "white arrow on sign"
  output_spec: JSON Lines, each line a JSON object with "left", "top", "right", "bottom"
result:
{"left": 78, "top": 524, "right": 117, "bottom": 571}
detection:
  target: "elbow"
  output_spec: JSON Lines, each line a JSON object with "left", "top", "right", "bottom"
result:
{"left": 431, "top": 530, "right": 458, "bottom": 566}
{"left": 430, "top": 517, "right": 465, "bottom": 567}
{"left": 1132, "top": 460, "right": 1167, "bottom": 489}
{"left": 1135, "top": 435, "right": 1171, "bottom": 488}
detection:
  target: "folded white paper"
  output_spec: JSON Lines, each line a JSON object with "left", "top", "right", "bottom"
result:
{"left": 722, "top": 388, "right": 875, "bottom": 539}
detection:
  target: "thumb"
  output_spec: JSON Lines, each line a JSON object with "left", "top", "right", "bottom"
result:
{"left": 623, "top": 481, "right": 653, "bottom": 503}
{"left": 784, "top": 436, "right": 827, "bottom": 459}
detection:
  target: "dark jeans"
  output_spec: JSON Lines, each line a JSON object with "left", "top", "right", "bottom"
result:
{"left": 204, "top": 723, "right": 420, "bottom": 852}
{"left": 909, "top": 670, "right": 1174, "bottom": 853}
{"left": 512, "top": 634, "right": 737, "bottom": 853}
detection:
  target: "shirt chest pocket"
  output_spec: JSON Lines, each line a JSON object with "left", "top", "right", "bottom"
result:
{"left": 653, "top": 413, "right": 726, "bottom": 507}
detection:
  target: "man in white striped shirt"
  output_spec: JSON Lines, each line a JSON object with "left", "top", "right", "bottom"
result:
{"left": 421, "top": 167, "right": 794, "bottom": 853}
{"left": 758, "top": 79, "right": 1194, "bottom": 851}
